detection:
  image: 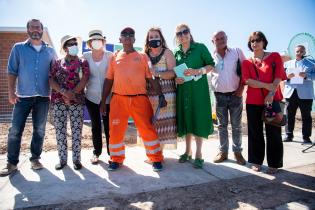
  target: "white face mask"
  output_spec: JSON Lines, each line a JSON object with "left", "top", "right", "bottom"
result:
{"left": 91, "top": 40, "right": 103, "bottom": 50}
{"left": 68, "top": 45, "right": 79, "bottom": 56}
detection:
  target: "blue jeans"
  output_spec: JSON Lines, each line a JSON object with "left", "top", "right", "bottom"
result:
{"left": 215, "top": 93, "right": 243, "bottom": 153}
{"left": 7, "top": 97, "right": 50, "bottom": 165}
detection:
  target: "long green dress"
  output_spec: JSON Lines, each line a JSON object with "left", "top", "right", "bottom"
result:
{"left": 174, "top": 42, "right": 214, "bottom": 138}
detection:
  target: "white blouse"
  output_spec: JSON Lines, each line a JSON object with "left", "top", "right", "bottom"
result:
{"left": 83, "top": 51, "right": 113, "bottom": 104}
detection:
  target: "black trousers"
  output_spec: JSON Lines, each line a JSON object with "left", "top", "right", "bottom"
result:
{"left": 85, "top": 98, "right": 110, "bottom": 156}
{"left": 285, "top": 90, "right": 313, "bottom": 139}
{"left": 246, "top": 104, "right": 283, "bottom": 168}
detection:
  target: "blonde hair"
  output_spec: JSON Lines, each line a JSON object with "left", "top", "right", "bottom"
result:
{"left": 174, "top": 23, "right": 195, "bottom": 46}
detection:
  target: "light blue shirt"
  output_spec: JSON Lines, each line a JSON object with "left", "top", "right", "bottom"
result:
{"left": 284, "top": 58, "right": 315, "bottom": 99}
{"left": 7, "top": 39, "right": 57, "bottom": 97}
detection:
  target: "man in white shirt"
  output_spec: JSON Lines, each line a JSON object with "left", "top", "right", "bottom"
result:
{"left": 210, "top": 31, "right": 246, "bottom": 165}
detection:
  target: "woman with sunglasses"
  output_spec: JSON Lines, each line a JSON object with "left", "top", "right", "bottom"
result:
{"left": 49, "top": 35, "right": 90, "bottom": 170}
{"left": 143, "top": 27, "right": 177, "bottom": 149}
{"left": 174, "top": 24, "right": 215, "bottom": 168}
{"left": 83, "top": 30, "right": 113, "bottom": 164}
{"left": 242, "top": 31, "right": 286, "bottom": 174}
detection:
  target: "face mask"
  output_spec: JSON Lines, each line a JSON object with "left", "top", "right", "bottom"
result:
{"left": 148, "top": 39, "right": 161, "bottom": 48}
{"left": 91, "top": 40, "right": 103, "bottom": 50}
{"left": 68, "top": 45, "right": 79, "bottom": 56}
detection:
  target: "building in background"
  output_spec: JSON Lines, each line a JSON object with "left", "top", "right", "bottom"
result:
{"left": 0, "top": 27, "right": 54, "bottom": 122}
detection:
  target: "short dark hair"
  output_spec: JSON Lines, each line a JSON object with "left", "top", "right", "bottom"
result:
{"left": 247, "top": 31, "right": 268, "bottom": 52}
{"left": 26, "top": 19, "right": 43, "bottom": 30}
{"left": 120, "top": 27, "right": 135, "bottom": 35}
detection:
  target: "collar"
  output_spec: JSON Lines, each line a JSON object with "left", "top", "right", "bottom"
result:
{"left": 24, "top": 39, "right": 48, "bottom": 48}
{"left": 177, "top": 41, "right": 196, "bottom": 54}
{"left": 214, "top": 46, "right": 231, "bottom": 55}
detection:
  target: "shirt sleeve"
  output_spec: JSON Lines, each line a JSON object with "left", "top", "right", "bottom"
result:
{"left": 273, "top": 53, "right": 287, "bottom": 80}
{"left": 241, "top": 59, "right": 251, "bottom": 84}
{"left": 106, "top": 55, "right": 115, "bottom": 79}
{"left": 81, "top": 59, "right": 90, "bottom": 77}
{"left": 305, "top": 59, "right": 315, "bottom": 80}
{"left": 7, "top": 44, "right": 19, "bottom": 76}
{"left": 237, "top": 48, "right": 246, "bottom": 62}
{"left": 200, "top": 43, "right": 215, "bottom": 66}
{"left": 49, "top": 59, "right": 59, "bottom": 78}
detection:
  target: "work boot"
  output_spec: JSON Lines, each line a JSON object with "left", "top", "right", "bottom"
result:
{"left": 234, "top": 152, "right": 246, "bottom": 165}
{"left": 213, "top": 152, "right": 228, "bottom": 163}
{"left": 0, "top": 163, "right": 17, "bottom": 176}
{"left": 31, "top": 159, "right": 44, "bottom": 170}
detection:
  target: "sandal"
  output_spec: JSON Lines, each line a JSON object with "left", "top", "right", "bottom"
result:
{"left": 179, "top": 153, "right": 192, "bottom": 163}
{"left": 266, "top": 167, "right": 278, "bottom": 174}
{"left": 251, "top": 164, "right": 261, "bottom": 172}
{"left": 193, "top": 158, "right": 204, "bottom": 169}
{"left": 90, "top": 155, "right": 99, "bottom": 165}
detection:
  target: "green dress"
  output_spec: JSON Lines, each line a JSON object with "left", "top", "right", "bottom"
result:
{"left": 174, "top": 42, "right": 214, "bottom": 138}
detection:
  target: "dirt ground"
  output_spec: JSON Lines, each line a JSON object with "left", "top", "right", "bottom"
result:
{"left": 0, "top": 111, "right": 313, "bottom": 155}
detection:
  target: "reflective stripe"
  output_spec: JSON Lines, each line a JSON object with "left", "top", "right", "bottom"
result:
{"left": 109, "top": 143, "right": 124, "bottom": 149}
{"left": 143, "top": 140, "right": 159, "bottom": 147}
{"left": 146, "top": 147, "right": 161, "bottom": 154}
{"left": 110, "top": 150, "right": 125, "bottom": 156}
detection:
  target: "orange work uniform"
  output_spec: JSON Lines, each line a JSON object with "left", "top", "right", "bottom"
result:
{"left": 106, "top": 51, "right": 163, "bottom": 163}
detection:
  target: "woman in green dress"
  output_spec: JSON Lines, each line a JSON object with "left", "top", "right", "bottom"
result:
{"left": 174, "top": 23, "right": 215, "bottom": 168}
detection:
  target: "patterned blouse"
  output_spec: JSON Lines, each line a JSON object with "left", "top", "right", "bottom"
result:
{"left": 49, "top": 57, "right": 90, "bottom": 105}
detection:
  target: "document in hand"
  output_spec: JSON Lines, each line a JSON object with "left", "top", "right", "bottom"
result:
{"left": 287, "top": 67, "right": 304, "bottom": 84}
{"left": 174, "top": 63, "right": 193, "bottom": 82}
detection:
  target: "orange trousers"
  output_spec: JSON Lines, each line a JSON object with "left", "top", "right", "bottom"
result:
{"left": 108, "top": 94, "right": 163, "bottom": 163}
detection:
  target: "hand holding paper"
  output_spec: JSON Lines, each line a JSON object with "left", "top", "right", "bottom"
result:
{"left": 174, "top": 63, "right": 193, "bottom": 82}
{"left": 287, "top": 67, "right": 304, "bottom": 84}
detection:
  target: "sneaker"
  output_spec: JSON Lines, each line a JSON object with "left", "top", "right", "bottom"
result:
{"left": 303, "top": 137, "right": 312, "bottom": 144}
{"left": 90, "top": 155, "right": 99, "bottom": 165}
{"left": 31, "top": 159, "right": 43, "bottom": 170}
{"left": 283, "top": 136, "right": 293, "bottom": 142}
{"left": 73, "top": 161, "right": 82, "bottom": 170}
{"left": 108, "top": 161, "right": 120, "bottom": 171}
{"left": 0, "top": 163, "right": 17, "bottom": 176}
{"left": 152, "top": 162, "right": 163, "bottom": 172}
{"left": 213, "top": 152, "right": 228, "bottom": 163}
{"left": 55, "top": 162, "right": 67, "bottom": 170}
{"left": 234, "top": 152, "right": 246, "bottom": 165}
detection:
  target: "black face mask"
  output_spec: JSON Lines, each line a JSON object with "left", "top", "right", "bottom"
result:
{"left": 148, "top": 39, "right": 161, "bottom": 48}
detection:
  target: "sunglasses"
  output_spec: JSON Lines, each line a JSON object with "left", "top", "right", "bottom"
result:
{"left": 176, "top": 29, "right": 190, "bottom": 37}
{"left": 121, "top": 33, "right": 134, "bottom": 38}
{"left": 250, "top": 38, "right": 262, "bottom": 44}
{"left": 65, "top": 42, "right": 78, "bottom": 47}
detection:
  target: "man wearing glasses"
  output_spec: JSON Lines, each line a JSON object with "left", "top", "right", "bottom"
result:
{"left": 0, "top": 19, "right": 57, "bottom": 176}
{"left": 100, "top": 27, "right": 166, "bottom": 172}
{"left": 210, "top": 31, "right": 246, "bottom": 165}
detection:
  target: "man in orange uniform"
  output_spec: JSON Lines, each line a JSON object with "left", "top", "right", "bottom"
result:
{"left": 100, "top": 27, "right": 166, "bottom": 172}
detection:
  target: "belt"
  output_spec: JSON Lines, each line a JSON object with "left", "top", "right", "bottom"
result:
{"left": 113, "top": 93, "right": 147, "bottom": 97}
{"left": 214, "top": 91, "right": 235, "bottom": 96}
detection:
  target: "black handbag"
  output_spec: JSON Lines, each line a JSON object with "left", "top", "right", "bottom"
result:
{"left": 252, "top": 59, "right": 287, "bottom": 127}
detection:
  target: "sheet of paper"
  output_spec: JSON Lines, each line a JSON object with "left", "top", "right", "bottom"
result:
{"left": 287, "top": 67, "right": 303, "bottom": 84}
{"left": 174, "top": 63, "right": 193, "bottom": 82}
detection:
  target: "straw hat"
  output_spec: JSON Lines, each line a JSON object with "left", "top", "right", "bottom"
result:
{"left": 60, "top": 35, "right": 81, "bottom": 54}
{"left": 87, "top": 29, "right": 106, "bottom": 41}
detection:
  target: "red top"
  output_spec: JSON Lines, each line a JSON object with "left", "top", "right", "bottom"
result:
{"left": 242, "top": 52, "right": 287, "bottom": 105}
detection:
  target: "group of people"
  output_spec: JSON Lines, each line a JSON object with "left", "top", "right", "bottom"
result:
{"left": 0, "top": 19, "right": 314, "bottom": 176}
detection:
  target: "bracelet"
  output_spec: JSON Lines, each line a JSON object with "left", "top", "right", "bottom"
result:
{"left": 201, "top": 67, "right": 207, "bottom": 75}
{"left": 60, "top": 88, "right": 66, "bottom": 94}
{"left": 268, "top": 91, "right": 275, "bottom": 96}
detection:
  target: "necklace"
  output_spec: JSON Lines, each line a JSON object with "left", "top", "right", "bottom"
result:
{"left": 253, "top": 52, "right": 266, "bottom": 67}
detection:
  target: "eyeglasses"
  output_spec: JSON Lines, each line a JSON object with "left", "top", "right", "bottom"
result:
{"left": 250, "top": 38, "right": 262, "bottom": 44}
{"left": 176, "top": 29, "right": 190, "bottom": 37}
{"left": 65, "top": 42, "right": 78, "bottom": 47}
{"left": 121, "top": 33, "right": 134, "bottom": 38}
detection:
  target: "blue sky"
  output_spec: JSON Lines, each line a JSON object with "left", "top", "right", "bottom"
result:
{"left": 1, "top": 0, "right": 315, "bottom": 57}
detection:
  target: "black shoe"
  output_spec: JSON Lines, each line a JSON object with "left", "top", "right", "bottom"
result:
{"left": 108, "top": 161, "right": 120, "bottom": 171}
{"left": 55, "top": 162, "right": 67, "bottom": 170}
{"left": 303, "top": 137, "right": 312, "bottom": 144}
{"left": 283, "top": 136, "right": 293, "bottom": 142}
{"left": 73, "top": 162, "right": 82, "bottom": 170}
